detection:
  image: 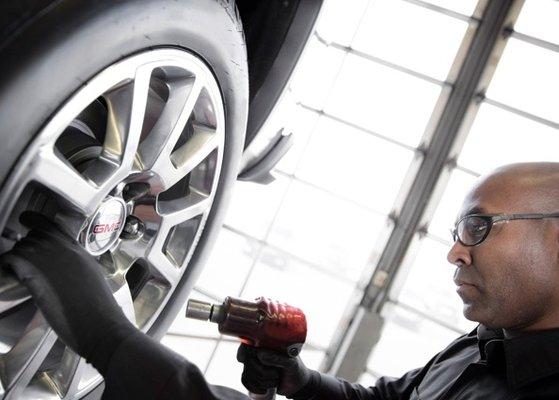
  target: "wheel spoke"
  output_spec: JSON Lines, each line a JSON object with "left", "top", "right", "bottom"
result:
{"left": 150, "top": 125, "right": 219, "bottom": 193}
{"left": 110, "top": 240, "right": 144, "bottom": 275}
{"left": 146, "top": 80, "right": 210, "bottom": 191}
{"left": 133, "top": 279, "right": 171, "bottom": 330}
{"left": 30, "top": 147, "right": 102, "bottom": 216}
{"left": 142, "top": 191, "right": 210, "bottom": 279}
{"left": 47, "top": 347, "right": 82, "bottom": 399}
{"left": 113, "top": 282, "right": 137, "bottom": 327}
{"left": 171, "top": 123, "right": 219, "bottom": 177}
{"left": 76, "top": 66, "right": 152, "bottom": 201}
{"left": 147, "top": 157, "right": 176, "bottom": 194}
{"left": 145, "top": 247, "right": 180, "bottom": 287}
{"left": 138, "top": 77, "right": 203, "bottom": 170}
{"left": 62, "top": 357, "right": 89, "bottom": 400}
{"left": 158, "top": 190, "right": 211, "bottom": 227}
{"left": 0, "top": 312, "right": 57, "bottom": 399}
{"left": 0, "top": 272, "right": 30, "bottom": 315}
{"left": 99, "top": 66, "right": 153, "bottom": 186}
{"left": 102, "top": 83, "right": 135, "bottom": 164}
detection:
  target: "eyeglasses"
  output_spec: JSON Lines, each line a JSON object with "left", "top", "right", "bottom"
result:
{"left": 451, "top": 212, "right": 559, "bottom": 246}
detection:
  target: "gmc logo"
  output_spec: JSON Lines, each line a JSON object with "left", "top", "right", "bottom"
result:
{"left": 93, "top": 221, "right": 122, "bottom": 234}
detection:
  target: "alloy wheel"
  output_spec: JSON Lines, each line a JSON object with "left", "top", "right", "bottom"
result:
{"left": 0, "top": 48, "right": 225, "bottom": 399}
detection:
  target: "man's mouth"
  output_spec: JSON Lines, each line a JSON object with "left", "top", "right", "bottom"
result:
{"left": 454, "top": 278, "right": 475, "bottom": 287}
{"left": 454, "top": 280, "right": 480, "bottom": 298}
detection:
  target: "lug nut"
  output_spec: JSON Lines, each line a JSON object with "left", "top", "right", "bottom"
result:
{"left": 120, "top": 215, "right": 145, "bottom": 240}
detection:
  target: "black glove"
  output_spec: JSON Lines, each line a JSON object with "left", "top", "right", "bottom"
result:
{"left": 237, "top": 343, "right": 312, "bottom": 398}
{"left": 0, "top": 211, "right": 137, "bottom": 375}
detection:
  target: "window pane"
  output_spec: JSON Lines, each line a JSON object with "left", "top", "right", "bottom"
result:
{"left": 195, "top": 229, "right": 259, "bottom": 297}
{"left": 367, "top": 303, "right": 460, "bottom": 377}
{"left": 224, "top": 175, "right": 290, "bottom": 240}
{"left": 315, "top": 0, "right": 369, "bottom": 46}
{"left": 515, "top": 0, "right": 559, "bottom": 44}
{"left": 241, "top": 246, "right": 357, "bottom": 349}
{"left": 295, "top": 116, "right": 415, "bottom": 213}
{"left": 458, "top": 103, "right": 559, "bottom": 176}
{"left": 205, "top": 340, "right": 246, "bottom": 393}
{"left": 290, "top": 38, "right": 346, "bottom": 110}
{"left": 486, "top": 39, "right": 559, "bottom": 123}
{"left": 268, "top": 180, "right": 392, "bottom": 282}
{"left": 324, "top": 54, "right": 442, "bottom": 147}
{"left": 391, "top": 237, "right": 478, "bottom": 332}
{"left": 352, "top": 0, "right": 469, "bottom": 80}
{"left": 428, "top": 169, "right": 478, "bottom": 239}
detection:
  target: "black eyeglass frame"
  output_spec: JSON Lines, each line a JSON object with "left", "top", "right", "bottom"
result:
{"left": 451, "top": 212, "right": 559, "bottom": 247}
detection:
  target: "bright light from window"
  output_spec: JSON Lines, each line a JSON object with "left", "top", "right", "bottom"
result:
{"left": 458, "top": 103, "right": 559, "bottom": 175}
{"left": 514, "top": 0, "right": 559, "bottom": 44}
{"left": 290, "top": 38, "right": 346, "bottom": 110}
{"left": 295, "top": 115, "right": 415, "bottom": 214}
{"left": 428, "top": 169, "right": 478, "bottom": 239}
{"left": 268, "top": 180, "right": 391, "bottom": 282}
{"left": 352, "top": 0, "right": 469, "bottom": 80}
{"left": 325, "top": 53, "right": 442, "bottom": 147}
{"left": 486, "top": 39, "right": 559, "bottom": 123}
{"left": 391, "top": 237, "right": 478, "bottom": 333}
{"left": 316, "top": 0, "right": 369, "bottom": 46}
{"left": 367, "top": 302, "right": 459, "bottom": 377}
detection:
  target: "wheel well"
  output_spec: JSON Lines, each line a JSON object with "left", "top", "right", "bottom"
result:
{"left": 236, "top": 0, "right": 322, "bottom": 148}
{"left": 236, "top": 0, "right": 301, "bottom": 102}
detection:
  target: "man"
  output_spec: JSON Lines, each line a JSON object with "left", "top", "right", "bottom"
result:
{"left": 238, "top": 162, "right": 559, "bottom": 399}
{"left": 3, "top": 162, "right": 559, "bottom": 399}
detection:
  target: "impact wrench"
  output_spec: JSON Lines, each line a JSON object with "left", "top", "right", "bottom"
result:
{"left": 186, "top": 296, "right": 307, "bottom": 400}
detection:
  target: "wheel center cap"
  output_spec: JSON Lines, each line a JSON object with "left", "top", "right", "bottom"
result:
{"left": 83, "top": 197, "right": 127, "bottom": 255}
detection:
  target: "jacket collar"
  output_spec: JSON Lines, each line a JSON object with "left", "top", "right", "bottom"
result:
{"left": 475, "top": 324, "right": 559, "bottom": 389}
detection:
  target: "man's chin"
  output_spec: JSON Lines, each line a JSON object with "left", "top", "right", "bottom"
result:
{"left": 463, "top": 306, "right": 507, "bottom": 330}
{"left": 462, "top": 303, "right": 486, "bottom": 324}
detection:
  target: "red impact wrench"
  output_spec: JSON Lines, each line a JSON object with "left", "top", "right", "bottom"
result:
{"left": 186, "top": 296, "right": 307, "bottom": 400}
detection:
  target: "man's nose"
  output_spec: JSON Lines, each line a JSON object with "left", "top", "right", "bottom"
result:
{"left": 447, "top": 240, "right": 472, "bottom": 267}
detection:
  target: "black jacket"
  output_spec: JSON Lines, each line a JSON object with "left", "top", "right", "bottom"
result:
{"left": 292, "top": 325, "right": 559, "bottom": 399}
{"left": 102, "top": 325, "right": 559, "bottom": 399}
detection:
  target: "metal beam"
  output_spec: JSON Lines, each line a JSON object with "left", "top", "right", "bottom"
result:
{"left": 323, "top": 0, "right": 525, "bottom": 380}
{"left": 298, "top": 102, "right": 418, "bottom": 151}
{"left": 315, "top": 34, "right": 450, "bottom": 87}
{"left": 401, "top": 0, "right": 479, "bottom": 23}
{"left": 482, "top": 96, "right": 559, "bottom": 129}
{"left": 509, "top": 29, "right": 559, "bottom": 53}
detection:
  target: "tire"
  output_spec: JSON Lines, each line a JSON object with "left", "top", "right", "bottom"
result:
{"left": 0, "top": 1, "right": 248, "bottom": 398}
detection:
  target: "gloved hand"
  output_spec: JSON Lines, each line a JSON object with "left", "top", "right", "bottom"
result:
{"left": 237, "top": 343, "right": 312, "bottom": 398}
{"left": 0, "top": 211, "right": 137, "bottom": 375}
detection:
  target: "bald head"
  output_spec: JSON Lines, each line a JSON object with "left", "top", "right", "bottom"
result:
{"left": 463, "top": 162, "right": 559, "bottom": 217}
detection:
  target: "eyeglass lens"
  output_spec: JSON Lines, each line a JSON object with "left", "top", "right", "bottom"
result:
{"left": 457, "top": 216, "right": 490, "bottom": 245}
